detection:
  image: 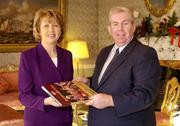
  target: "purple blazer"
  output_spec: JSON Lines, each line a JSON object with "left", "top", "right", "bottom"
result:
{"left": 18, "top": 43, "right": 73, "bottom": 126}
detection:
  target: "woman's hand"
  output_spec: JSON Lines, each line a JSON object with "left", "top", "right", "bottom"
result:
{"left": 44, "top": 97, "right": 61, "bottom": 107}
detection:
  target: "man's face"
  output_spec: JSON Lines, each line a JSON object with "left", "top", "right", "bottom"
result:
{"left": 108, "top": 12, "right": 135, "bottom": 47}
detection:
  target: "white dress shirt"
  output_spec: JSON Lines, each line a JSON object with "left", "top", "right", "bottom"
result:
{"left": 98, "top": 36, "right": 134, "bottom": 84}
{"left": 98, "top": 44, "right": 127, "bottom": 84}
{"left": 51, "top": 57, "right": 58, "bottom": 67}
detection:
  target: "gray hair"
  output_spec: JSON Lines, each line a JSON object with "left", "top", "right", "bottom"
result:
{"left": 108, "top": 6, "right": 134, "bottom": 23}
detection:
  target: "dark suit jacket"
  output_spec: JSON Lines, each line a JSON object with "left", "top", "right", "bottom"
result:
{"left": 18, "top": 43, "right": 73, "bottom": 126}
{"left": 88, "top": 38, "right": 161, "bottom": 126}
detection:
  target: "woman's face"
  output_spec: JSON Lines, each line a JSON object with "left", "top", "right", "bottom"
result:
{"left": 39, "top": 17, "right": 61, "bottom": 45}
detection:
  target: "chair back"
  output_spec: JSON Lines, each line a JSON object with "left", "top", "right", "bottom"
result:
{"left": 161, "top": 77, "right": 180, "bottom": 116}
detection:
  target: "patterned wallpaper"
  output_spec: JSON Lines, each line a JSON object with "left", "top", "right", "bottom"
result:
{"left": 65, "top": 0, "right": 99, "bottom": 58}
{"left": 0, "top": 53, "right": 20, "bottom": 66}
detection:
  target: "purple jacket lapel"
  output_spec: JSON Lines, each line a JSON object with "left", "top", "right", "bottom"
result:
{"left": 36, "top": 43, "right": 63, "bottom": 83}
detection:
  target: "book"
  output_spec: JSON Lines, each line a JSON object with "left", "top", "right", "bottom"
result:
{"left": 41, "top": 81, "right": 96, "bottom": 107}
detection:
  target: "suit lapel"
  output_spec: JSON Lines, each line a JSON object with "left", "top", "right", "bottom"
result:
{"left": 56, "top": 46, "right": 66, "bottom": 81}
{"left": 92, "top": 45, "right": 113, "bottom": 89}
{"left": 97, "top": 39, "right": 137, "bottom": 89}
{"left": 37, "top": 43, "right": 63, "bottom": 82}
{"left": 98, "top": 53, "right": 127, "bottom": 86}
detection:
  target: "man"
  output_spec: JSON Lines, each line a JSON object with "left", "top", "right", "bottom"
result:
{"left": 77, "top": 6, "right": 161, "bottom": 126}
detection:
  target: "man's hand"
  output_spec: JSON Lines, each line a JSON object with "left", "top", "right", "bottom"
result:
{"left": 44, "top": 97, "right": 61, "bottom": 107}
{"left": 85, "top": 93, "right": 114, "bottom": 109}
{"left": 74, "top": 76, "right": 90, "bottom": 86}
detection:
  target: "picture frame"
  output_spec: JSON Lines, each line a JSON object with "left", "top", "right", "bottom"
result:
{"left": 144, "top": 0, "right": 175, "bottom": 17}
{"left": 0, "top": 0, "right": 65, "bottom": 53}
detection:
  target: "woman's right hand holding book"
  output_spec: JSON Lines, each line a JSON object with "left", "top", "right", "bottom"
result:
{"left": 44, "top": 96, "right": 61, "bottom": 107}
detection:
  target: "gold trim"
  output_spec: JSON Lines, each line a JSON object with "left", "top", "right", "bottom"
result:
{"left": 144, "top": 0, "right": 176, "bottom": 17}
{"left": 58, "top": 0, "right": 66, "bottom": 48}
{"left": 161, "top": 77, "right": 180, "bottom": 118}
{"left": 59, "top": 0, "right": 66, "bottom": 17}
{"left": 0, "top": 64, "right": 18, "bottom": 72}
{"left": 0, "top": 43, "right": 36, "bottom": 53}
{"left": 160, "top": 60, "right": 180, "bottom": 70}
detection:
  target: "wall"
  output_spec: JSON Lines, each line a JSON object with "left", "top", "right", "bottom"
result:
{"left": 0, "top": 0, "right": 180, "bottom": 67}
{"left": 98, "top": 0, "right": 147, "bottom": 48}
{"left": 65, "top": 0, "right": 180, "bottom": 60}
{"left": 0, "top": 53, "right": 20, "bottom": 66}
{"left": 65, "top": 0, "right": 99, "bottom": 58}
{"left": 97, "top": 0, "right": 180, "bottom": 60}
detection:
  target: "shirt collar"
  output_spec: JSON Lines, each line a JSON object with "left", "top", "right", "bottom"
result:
{"left": 114, "top": 36, "right": 134, "bottom": 53}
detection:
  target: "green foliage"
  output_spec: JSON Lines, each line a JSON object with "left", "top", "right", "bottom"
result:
{"left": 135, "top": 14, "right": 153, "bottom": 38}
{"left": 145, "top": 15, "right": 153, "bottom": 34}
{"left": 167, "top": 11, "right": 178, "bottom": 27}
{"left": 135, "top": 11, "right": 179, "bottom": 38}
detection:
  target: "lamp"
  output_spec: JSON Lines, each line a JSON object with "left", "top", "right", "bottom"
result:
{"left": 67, "top": 40, "right": 89, "bottom": 76}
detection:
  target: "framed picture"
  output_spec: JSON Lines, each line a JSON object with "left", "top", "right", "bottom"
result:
{"left": 144, "top": 0, "right": 175, "bottom": 17}
{"left": 0, "top": 0, "right": 65, "bottom": 52}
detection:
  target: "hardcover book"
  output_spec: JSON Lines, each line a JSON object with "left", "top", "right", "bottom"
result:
{"left": 42, "top": 81, "right": 96, "bottom": 107}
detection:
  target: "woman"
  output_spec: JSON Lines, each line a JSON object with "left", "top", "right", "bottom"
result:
{"left": 18, "top": 9, "right": 73, "bottom": 126}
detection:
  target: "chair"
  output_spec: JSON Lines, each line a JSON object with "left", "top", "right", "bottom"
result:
{"left": 155, "top": 77, "right": 180, "bottom": 126}
{"left": 73, "top": 104, "right": 88, "bottom": 126}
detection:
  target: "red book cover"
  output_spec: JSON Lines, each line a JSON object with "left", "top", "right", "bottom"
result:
{"left": 42, "top": 81, "right": 96, "bottom": 107}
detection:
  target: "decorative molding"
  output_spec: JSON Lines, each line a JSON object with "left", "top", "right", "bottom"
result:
{"left": 160, "top": 60, "right": 180, "bottom": 70}
{"left": 0, "top": 64, "right": 18, "bottom": 72}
